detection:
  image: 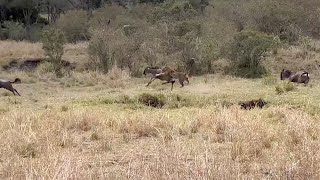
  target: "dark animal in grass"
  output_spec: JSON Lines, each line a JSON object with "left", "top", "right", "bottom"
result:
{"left": 0, "top": 78, "right": 21, "bottom": 96}
{"left": 280, "top": 69, "right": 310, "bottom": 85}
{"left": 239, "top": 98, "right": 267, "bottom": 110}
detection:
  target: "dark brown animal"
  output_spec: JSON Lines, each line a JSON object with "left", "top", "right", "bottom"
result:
{"left": 280, "top": 69, "right": 310, "bottom": 85}
{"left": 0, "top": 78, "right": 21, "bottom": 96}
{"left": 239, "top": 98, "right": 267, "bottom": 110}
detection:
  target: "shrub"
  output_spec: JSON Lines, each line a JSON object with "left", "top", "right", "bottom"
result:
{"left": 56, "top": 10, "right": 90, "bottom": 42}
{"left": 223, "top": 31, "right": 280, "bottom": 78}
{"left": 41, "top": 29, "right": 66, "bottom": 75}
{"left": 1, "top": 21, "right": 26, "bottom": 40}
{"left": 28, "top": 24, "right": 47, "bottom": 42}
{"left": 88, "top": 30, "right": 113, "bottom": 72}
{"left": 88, "top": 28, "right": 141, "bottom": 73}
{"left": 250, "top": 0, "right": 303, "bottom": 44}
{"left": 275, "top": 82, "right": 296, "bottom": 95}
{"left": 138, "top": 93, "right": 165, "bottom": 108}
{"left": 262, "top": 75, "right": 277, "bottom": 85}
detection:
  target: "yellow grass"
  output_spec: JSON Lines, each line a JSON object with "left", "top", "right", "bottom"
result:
{"left": 0, "top": 41, "right": 320, "bottom": 179}
{"left": 0, "top": 40, "right": 89, "bottom": 65}
{"left": 0, "top": 71, "right": 320, "bottom": 179}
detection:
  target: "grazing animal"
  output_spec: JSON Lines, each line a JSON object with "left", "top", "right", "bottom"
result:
{"left": 162, "top": 66, "right": 190, "bottom": 88}
{"left": 280, "top": 69, "right": 310, "bottom": 85}
{"left": 0, "top": 78, "right": 21, "bottom": 96}
{"left": 239, "top": 98, "right": 267, "bottom": 110}
{"left": 146, "top": 72, "right": 176, "bottom": 90}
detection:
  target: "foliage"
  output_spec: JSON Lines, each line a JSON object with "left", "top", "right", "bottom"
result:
{"left": 250, "top": 0, "right": 303, "bottom": 44}
{"left": 41, "top": 28, "right": 66, "bottom": 75}
{"left": 275, "top": 82, "right": 296, "bottom": 95}
{"left": 0, "top": 21, "right": 26, "bottom": 40}
{"left": 223, "top": 31, "right": 280, "bottom": 78}
{"left": 56, "top": 10, "right": 90, "bottom": 42}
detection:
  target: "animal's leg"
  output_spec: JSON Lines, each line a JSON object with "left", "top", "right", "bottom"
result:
{"left": 14, "top": 89, "right": 21, "bottom": 96}
{"left": 162, "top": 81, "right": 170, "bottom": 85}
{"left": 146, "top": 77, "right": 156, "bottom": 86}
{"left": 170, "top": 80, "right": 175, "bottom": 91}
{"left": 11, "top": 89, "right": 16, "bottom": 95}
{"left": 179, "top": 78, "right": 184, "bottom": 88}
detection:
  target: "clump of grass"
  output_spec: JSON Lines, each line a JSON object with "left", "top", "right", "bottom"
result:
{"left": 275, "top": 82, "right": 296, "bottom": 94}
{"left": 133, "top": 121, "right": 158, "bottom": 137}
{"left": 2, "top": 92, "right": 12, "bottom": 96}
{"left": 262, "top": 75, "right": 277, "bottom": 85}
{"left": 220, "top": 100, "right": 233, "bottom": 108}
{"left": 61, "top": 105, "right": 69, "bottom": 112}
{"left": 116, "top": 95, "right": 136, "bottom": 104}
{"left": 14, "top": 142, "right": 37, "bottom": 158}
{"left": 138, "top": 93, "right": 165, "bottom": 108}
{"left": 90, "top": 131, "right": 100, "bottom": 141}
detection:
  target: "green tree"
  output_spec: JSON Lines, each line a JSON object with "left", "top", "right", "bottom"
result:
{"left": 41, "top": 29, "right": 66, "bottom": 75}
{"left": 224, "top": 31, "right": 280, "bottom": 78}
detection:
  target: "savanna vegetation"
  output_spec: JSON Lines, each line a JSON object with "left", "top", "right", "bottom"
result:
{"left": 1, "top": 0, "right": 320, "bottom": 179}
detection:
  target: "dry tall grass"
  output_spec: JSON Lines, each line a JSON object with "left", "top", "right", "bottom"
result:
{"left": 1, "top": 40, "right": 320, "bottom": 179}
{"left": 0, "top": 40, "right": 89, "bottom": 66}
{"left": 0, "top": 72, "right": 320, "bottom": 179}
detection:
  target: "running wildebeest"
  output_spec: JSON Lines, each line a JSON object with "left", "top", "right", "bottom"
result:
{"left": 0, "top": 78, "right": 21, "bottom": 96}
{"left": 143, "top": 66, "right": 164, "bottom": 85}
{"left": 280, "top": 69, "right": 310, "bottom": 85}
{"left": 143, "top": 67, "right": 163, "bottom": 77}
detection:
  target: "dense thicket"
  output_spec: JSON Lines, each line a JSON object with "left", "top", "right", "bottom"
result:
{"left": 1, "top": 0, "right": 320, "bottom": 77}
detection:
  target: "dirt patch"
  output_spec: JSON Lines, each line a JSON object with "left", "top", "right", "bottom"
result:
{"left": 2, "top": 58, "right": 76, "bottom": 71}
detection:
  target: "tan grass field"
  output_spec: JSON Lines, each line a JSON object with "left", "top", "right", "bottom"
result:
{"left": 0, "top": 41, "right": 320, "bottom": 179}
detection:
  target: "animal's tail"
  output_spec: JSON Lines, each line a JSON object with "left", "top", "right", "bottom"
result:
{"left": 301, "top": 72, "right": 309, "bottom": 77}
{"left": 10, "top": 78, "right": 21, "bottom": 84}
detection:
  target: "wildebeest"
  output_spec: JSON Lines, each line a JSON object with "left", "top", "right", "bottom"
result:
{"left": 143, "top": 67, "right": 162, "bottom": 77}
{"left": 280, "top": 69, "right": 310, "bottom": 85}
{"left": 143, "top": 67, "right": 164, "bottom": 85}
{"left": 0, "top": 78, "right": 21, "bottom": 96}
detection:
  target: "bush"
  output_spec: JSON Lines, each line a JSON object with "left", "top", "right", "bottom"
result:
{"left": 1, "top": 21, "right": 26, "bottom": 40}
{"left": 250, "top": 0, "right": 303, "bottom": 44}
{"left": 88, "top": 28, "right": 142, "bottom": 73}
{"left": 28, "top": 24, "right": 47, "bottom": 42}
{"left": 56, "top": 10, "right": 90, "bottom": 42}
{"left": 88, "top": 30, "right": 113, "bottom": 72}
{"left": 138, "top": 93, "right": 165, "bottom": 108}
{"left": 41, "top": 29, "right": 66, "bottom": 75}
{"left": 275, "top": 82, "right": 296, "bottom": 95}
{"left": 223, "top": 31, "right": 280, "bottom": 78}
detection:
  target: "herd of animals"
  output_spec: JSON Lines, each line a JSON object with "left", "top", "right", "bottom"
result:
{"left": 0, "top": 66, "right": 311, "bottom": 110}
